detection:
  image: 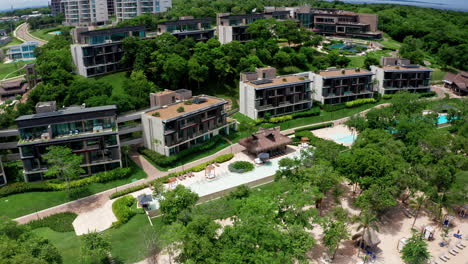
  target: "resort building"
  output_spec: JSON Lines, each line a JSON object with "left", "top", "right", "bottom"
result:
{"left": 50, "top": 0, "right": 63, "bottom": 16}
{"left": 16, "top": 102, "right": 121, "bottom": 182}
{"left": 0, "top": 78, "right": 28, "bottom": 100}
{"left": 295, "top": 6, "right": 382, "bottom": 39}
{"left": 70, "top": 25, "right": 146, "bottom": 77}
{"left": 216, "top": 10, "right": 292, "bottom": 44}
{"left": 239, "top": 127, "right": 292, "bottom": 156}
{"left": 115, "top": 0, "right": 172, "bottom": 21}
{"left": 311, "top": 68, "right": 374, "bottom": 105}
{"left": 157, "top": 17, "right": 215, "bottom": 42}
{"left": 6, "top": 41, "right": 38, "bottom": 60}
{"left": 62, "top": 0, "right": 109, "bottom": 26}
{"left": 371, "top": 57, "right": 432, "bottom": 95}
{"left": 239, "top": 67, "right": 313, "bottom": 119}
{"left": 0, "top": 29, "right": 10, "bottom": 46}
{"left": 443, "top": 72, "right": 468, "bottom": 96}
{"left": 142, "top": 91, "right": 231, "bottom": 156}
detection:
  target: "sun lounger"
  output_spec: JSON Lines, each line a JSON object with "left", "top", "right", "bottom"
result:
{"left": 457, "top": 241, "right": 466, "bottom": 248}
{"left": 441, "top": 254, "right": 450, "bottom": 261}
{"left": 439, "top": 255, "right": 448, "bottom": 262}
{"left": 430, "top": 259, "right": 439, "bottom": 264}
{"left": 448, "top": 249, "right": 457, "bottom": 256}
{"left": 450, "top": 247, "right": 459, "bottom": 253}
{"left": 455, "top": 243, "right": 464, "bottom": 250}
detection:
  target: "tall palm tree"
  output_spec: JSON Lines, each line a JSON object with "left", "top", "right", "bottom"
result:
{"left": 410, "top": 195, "right": 427, "bottom": 229}
{"left": 356, "top": 210, "right": 379, "bottom": 257}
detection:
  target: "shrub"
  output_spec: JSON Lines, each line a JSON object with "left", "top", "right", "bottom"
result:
{"left": 152, "top": 112, "right": 160, "bottom": 117}
{"left": 27, "top": 212, "right": 77, "bottom": 232}
{"left": 139, "top": 136, "right": 225, "bottom": 167}
{"left": 255, "top": 107, "right": 321, "bottom": 125}
{"left": 184, "top": 100, "right": 192, "bottom": 105}
{"left": 228, "top": 161, "right": 254, "bottom": 173}
{"left": 291, "top": 107, "right": 321, "bottom": 118}
{"left": 382, "top": 94, "right": 394, "bottom": 100}
{"left": 419, "top": 91, "right": 437, "bottom": 98}
{"left": 323, "top": 104, "right": 347, "bottom": 112}
{"left": 228, "top": 185, "right": 251, "bottom": 200}
{"left": 177, "top": 106, "right": 185, "bottom": 113}
{"left": 295, "top": 122, "right": 333, "bottom": 132}
{"left": 112, "top": 195, "right": 141, "bottom": 227}
{"left": 345, "top": 98, "right": 376, "bottom": 108}
{"left": 0, "top": 167, "right": 132, "bottom": 197}
{"left": 269, "top": 115, "right": 293, "bottom": 123}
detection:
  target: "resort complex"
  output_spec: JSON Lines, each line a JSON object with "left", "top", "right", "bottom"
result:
{"left": 0, "top": 2, "right": 467, "bottom": 264}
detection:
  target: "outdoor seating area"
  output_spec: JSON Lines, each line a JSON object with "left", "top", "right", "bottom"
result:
{"left": 239, "top": 126, "right": 292, "bottom": 156}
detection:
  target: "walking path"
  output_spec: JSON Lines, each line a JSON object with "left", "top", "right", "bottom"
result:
{"left": 13, "top": 88, "right": 452, "bottom": 225}
{"left": 13, "top": 23, "right": 47, "bottom": 46}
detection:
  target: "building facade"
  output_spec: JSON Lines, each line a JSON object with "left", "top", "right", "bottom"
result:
{"left": 70, "top": 25, "right": 146, "bottom": 77}
{"left": 115, "top": 0, "right": 172, "bottom": 21}
{"left": 296, "top": 6, "right": 381, "bottom": 39}
{"left": 157, "top": 17, "right": 214, "bottom": 42}
{"left": 62, "top": 0, "right": 109, "bottom": 26}
{"left": 239, "top": 67, "right": 312, "bottom": 120}
{"left": 371, "top": 57, "right": 432, "bottom": 95}
{"left": 16, "top": 102, "right": 121, "bottom": 182}
{"left": 311, "top": 68, "right": 374, "bottom": 105}
{"left": 216, "top": 10, "right": 292, "bottom": 44}
{"left": 6, "top": 41, "right": 38, "bottom": 60}
{"left": 0, "top": 160, "right": 6, "bottom": 186}
{"left": 50, "top": 0, "right": 62, "bottom": 16}
{"left": 142, "top": 93, "right": 231, "bottom": 156}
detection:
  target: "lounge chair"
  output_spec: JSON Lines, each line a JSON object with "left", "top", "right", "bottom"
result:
{"left": 438, "top": 256, "right": 447, "bottom": 262}
{"left": 430, "top": 259, "right": 439, "bottom": 264}
{"left": 450, "top": 247, "right": 459, "bottom": 253}
{"left": 440, "top": 254, "right": 450, "bottom": 261}
{"left": 448, "top": 249, "right": 457, "bottom": 256}
{"left": 457, "top": 241, "right": 466, "bottom": 248}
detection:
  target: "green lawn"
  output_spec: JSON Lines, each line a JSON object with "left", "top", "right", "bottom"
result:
{"left": 380, "top": 33, "right": 402, "bottom": 50}
{"left": 0, "top": 162, "right": 147, "bottom": 219}
{"left": 0, "top": 60, "right": 31, "bottom": 79}
{"left": 30, "top": 26, "right": 72, "bottom": 42}
{"left": 431, "top": 69, "right": 447, "bottom": 82}
{"left": 0, "top": 36, "right": 23, "bottom": 49}
{"left": 346, "top": 50, "right": 392, "bottom": 68}
{"left": 93, "top": 71, "right": 129, "bottom": 96}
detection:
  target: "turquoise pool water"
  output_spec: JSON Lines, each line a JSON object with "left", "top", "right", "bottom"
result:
{"left": 437, "top": 115, "right": 448, "bottom": 124}
{"left": 330, "top": 43, "right": 347, "bottom": 49}
{"left": 48, "top": 31, "right": 61, "bottom": 35}
{"left": 330, "top": 133, "right": 357, "bottom": 144}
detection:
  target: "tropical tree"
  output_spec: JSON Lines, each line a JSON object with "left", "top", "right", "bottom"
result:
{"left": 80, "top": 232, "right": 111, "bottom": 264}
{"left": 356, "top": 210, "right": 379, "bottom": 256}
{"left": 401, "top": 230, "right": 430, "bottom": 264}
{"left": 159, "top": 185, "right": 199, "bottom": 224}
{"left": 42, "top": 146, "right": 84, "bottom": 195}
{"left": 409, "top": 195, "right": 428, "bottom": 229}
{"left": 322, "top": 219, "right": 350, "bottom": 260}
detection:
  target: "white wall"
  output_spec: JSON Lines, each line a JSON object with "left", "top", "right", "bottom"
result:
{"left": 217, "top": 26, "right": 233, "bottom": 44}
{"left": 70, "top": 45, "right": 87, "bottom": 77}
{"left": 239, "top": 82, "right": 257, "bottom": 119}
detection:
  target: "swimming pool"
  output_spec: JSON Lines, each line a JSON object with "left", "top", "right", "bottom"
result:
{"left": 330, "top": 132, "right": 357, "bottom": 144}
{"left": 48, "top": 31, "right": 61, "bottom": 35}
{"left": 437, "top": 114, "right": 448, "bottom": 124}
{"left": 146, "top": 151, "right": 302, "bottom": 211}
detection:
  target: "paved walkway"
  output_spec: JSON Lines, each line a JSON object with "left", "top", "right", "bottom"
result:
{"left": 14, "top": 89, "right": 449, "bottom": 225}
{"left": 14, "top": 23, "right": 47, "bottom": 46}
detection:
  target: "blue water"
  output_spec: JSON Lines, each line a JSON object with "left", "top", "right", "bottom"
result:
{"left": 330, "top": 133, "right": 357, "bottom": 144}
{"left": 48, "top": 31, "right": 61, "bottom": 35}
{"left": 330, "top": 0, "right": 468, "bottom": 12}
{"left": 437, "top": 115, "right": 448, "bottom": 124}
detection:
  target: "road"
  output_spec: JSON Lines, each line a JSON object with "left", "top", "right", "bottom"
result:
{"left": 13, "top": 23, "right": 47, "bottom": 46}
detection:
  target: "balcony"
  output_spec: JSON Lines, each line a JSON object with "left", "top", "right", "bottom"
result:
{"left": 18, "top": 126, "right": 117, "bottom": 146}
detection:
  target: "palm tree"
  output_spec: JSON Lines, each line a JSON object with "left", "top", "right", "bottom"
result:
{"left": 410, "top": 195, "right": 427, "bottom": 229}
{"left": 356, "top": 210, "right": 379, "bottom": 257}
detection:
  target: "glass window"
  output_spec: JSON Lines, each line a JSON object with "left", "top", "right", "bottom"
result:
{"left": 21, "top": 146, "right": 34, "bottom": 157}
{"left": 105, "top": 135, "right": 117, "bottom": 146}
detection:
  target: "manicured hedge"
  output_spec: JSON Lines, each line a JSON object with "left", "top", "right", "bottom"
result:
{"left": 419, "top": 91, "right": 437, "bottom": 98}
{"left": 345, "top": 98, "right": 377, "bottom": 108}
{"left": 228, "top": 161, "right": 254, "bottom": 173}
{"left": 382, "top": 94, "right": 394, "bottom": 100}
{"left": 290, "top": 107, "right": 321, "bottom": 118}
{"left": 112, "top": 195, "right": 142, "bottom": 227}
{"left": 323, "top": 104, "right": 347, "bottom": 112}
{"left": 139, "top": 136, "right": 224, "bottom": 167}
{"left": 294, "top": 122, "right": 334, "bottom": 133}
{"left": 255, "top": 107, "right": 321, "bottom": 125}
{"left": 109, "top": 154, "right": 235, "bottom": 199}
{"left": 0, "top": 167, "right": 132, "bottom": 198}
{"left": 27, "top": 212, "right": 77, "bottom": 232}
{"left": 269, "top": 115, "right": 293, "bottom": 123}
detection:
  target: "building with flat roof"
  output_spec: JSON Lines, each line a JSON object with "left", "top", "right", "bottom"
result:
{"left": 443, "top": 72, "right": 468, "bottom": 96}
{"left": 296, "top": 6, "right": 381, "bottom": 39}
{"left": 142, "top": 93, "right": 232, "bottom": 156}
{"left": 16, "top": 103, "right": 121, "bottom": 182}
{"left": 239, "top": 67, "right": 312, "bottom": 119}
{"left": 62, "top": 0, "right": 109, "bottom": 26}
{"left": 216, "top": 10, "right": 292, "bottom": 44}
{"left": 157, "top": 17, "right": 215, "bottom": 42}
{"left": 371, "top": 57, "right": 432, "bottom": 95}
{"left": 115, "top": 0, "right": 172, "bottom": 21}
{"left": 71, "top": 25, "right": 146, "bottom": 77}
{"left": 311, "top": 68, "right": 374, "bottom": 105}
{"left": 6, "top": 41, "right": 38, "bottom": 60}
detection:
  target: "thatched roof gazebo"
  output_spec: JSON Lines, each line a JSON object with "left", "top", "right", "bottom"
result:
{"left": 239, "top": 127, "right": 292, "bottom": 156}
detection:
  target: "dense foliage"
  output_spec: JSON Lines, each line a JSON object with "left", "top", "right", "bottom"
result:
{"left": 27, "top": 212, "right": 77, "bottom": 233}
{"left": 228, "top": 161, "right": 254, "bottom": 173}
{"left": 112, "top": 195, "right": 141, "bottom": 227}
{"left": 0, "top": 216, "right": 63, "bottom": 263}
{"left": 160, "top": 185, "right": 199, "bottom": 224}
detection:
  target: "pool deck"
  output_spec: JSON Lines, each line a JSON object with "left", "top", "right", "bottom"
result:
{"left": 312, "top": 124, "right": 357, "bottom": 147}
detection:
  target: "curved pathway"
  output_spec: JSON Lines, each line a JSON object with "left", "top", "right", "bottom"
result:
{"left": 14, "top": 90, "right": 448, "bottom": 225}
{"left": 14, "top": 23, "right": 47, "bottom": 46}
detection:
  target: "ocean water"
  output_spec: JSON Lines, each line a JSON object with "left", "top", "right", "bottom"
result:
{"left": 330, "top": 0, "right": 468, "bottom": 12}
